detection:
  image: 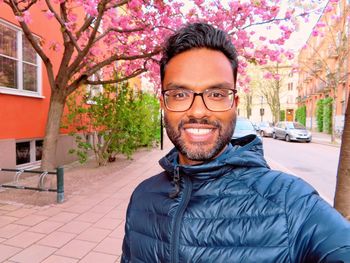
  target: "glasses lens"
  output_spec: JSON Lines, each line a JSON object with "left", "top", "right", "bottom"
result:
{"left": 204, "top": 89, "right": 235, "bottom": 111}
{"left": 164, "top": 89, "right": 193, "bottom": 111}
{"left": 163, "top": 88, "right": 236, "bottom": 112}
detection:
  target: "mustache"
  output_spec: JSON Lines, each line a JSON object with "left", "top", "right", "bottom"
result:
{"left": 178, "top": 118, "right": 221, "bottom": 129}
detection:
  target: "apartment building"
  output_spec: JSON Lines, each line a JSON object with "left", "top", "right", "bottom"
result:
{"left": 238, "top": 62, "right": 298, "bottom": 125}
{"left": 0, "top": 4, "right": 143, "bottom": 179}
{"left": 297, "top": 0, "right": 350, "bottom": 132}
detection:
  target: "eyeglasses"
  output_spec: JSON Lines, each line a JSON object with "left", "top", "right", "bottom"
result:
{"left": 162, "top": 88, "right": 237, "bottom": 112}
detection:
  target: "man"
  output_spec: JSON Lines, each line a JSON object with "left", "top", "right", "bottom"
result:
{"left": 122, "top": 23, "right": 350, "bottom": 262}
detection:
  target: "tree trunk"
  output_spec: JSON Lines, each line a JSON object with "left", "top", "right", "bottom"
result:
{"left": 41, "top": 90, "right": 67, "bottom": 171}
{"left": 334, "top": 95, "right": 350, "bottom": 219}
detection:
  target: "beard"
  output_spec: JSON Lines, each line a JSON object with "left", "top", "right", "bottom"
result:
{"left": 164, "top": 115, "right": 236, "bottom": 162}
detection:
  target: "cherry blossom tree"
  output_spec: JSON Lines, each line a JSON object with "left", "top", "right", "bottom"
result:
{"left": 1, "top": 0, "right": 311, "bottom": 170}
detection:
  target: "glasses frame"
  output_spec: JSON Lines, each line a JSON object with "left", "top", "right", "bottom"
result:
{"left": 162, "top": 88, "right": 237, "bottom": 112}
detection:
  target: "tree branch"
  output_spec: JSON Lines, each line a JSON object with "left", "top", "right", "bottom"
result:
{"left": 45, "top": 0, "right": 81, "bottom": 52}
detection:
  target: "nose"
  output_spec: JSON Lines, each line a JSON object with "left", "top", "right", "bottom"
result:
{"left": 186, "top": 94, "right": 210, "bottom": 118}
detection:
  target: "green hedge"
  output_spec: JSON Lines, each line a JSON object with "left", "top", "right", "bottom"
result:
{"left": 316, "top": 99, "right": 324, "bottom": 132}
{"left": 315, "top": 97, "right": 333, "bottom": 134}
{"left": 295, "top": 105, "right": 306, "bottom": 126}
{"left": 323, "top": 97, "right": 333, "bottom": 134}
{"left": 280, "top": 110, "right": 285, "bottom": 121}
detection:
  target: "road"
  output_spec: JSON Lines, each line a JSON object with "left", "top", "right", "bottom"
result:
{"left": 262, "top": 137, "right": 340, "bottom": 205}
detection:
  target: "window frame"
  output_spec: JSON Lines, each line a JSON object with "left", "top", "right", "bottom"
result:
{"left": 0, "top": 19, "right": 43, "bottom": 98}
{"left": 16, "top": 139, "right": 43, "bottom": 168}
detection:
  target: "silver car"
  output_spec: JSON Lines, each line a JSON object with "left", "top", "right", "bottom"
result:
{"left": 258, "top": 121, "right": 274, "bottom": 137}
{"left": 232, "top": 117, "right": 261, "bottom": 140}
{"left": 273, "top": 121, "right": 312, "bottom": 143}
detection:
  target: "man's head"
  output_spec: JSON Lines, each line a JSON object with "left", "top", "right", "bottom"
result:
{"left": 160, "top": 22, "right": 239, "bottom": 165}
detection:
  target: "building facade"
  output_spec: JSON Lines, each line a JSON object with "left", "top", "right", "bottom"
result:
{"left": 238, "top": 62, "right": 298, "bottom": 125}
{"left": 0, "top": 5, "right": 77, "bottom": 175}
{"left": 297, "top": 0, "right": 350, "bottom": 132}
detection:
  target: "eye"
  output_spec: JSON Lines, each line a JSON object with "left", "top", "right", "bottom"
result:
{"left": 167, "top": 90, "right": 191, "bottom": 100}
{"left": 206, "top": 89, "right": 228, "bottom": 99}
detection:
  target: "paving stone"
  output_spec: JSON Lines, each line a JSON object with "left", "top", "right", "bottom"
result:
{"left": 4, "top": 231, "right": 45, "bottom": 248}
{"left": 9, "top": 244, "right": 56, "bottom": 263}
{"left": 41, "top": 255, "right": 78, "bottom": 263}
{"left": 93, "top": 237, "right": 121, "bottom": 256}
{"left": 49, "top": 212, "right": 79, "bottom": 223}
{"left": 80, "top": 251, "right": 118, "bottom": 263}
{"left": 14, "top": 214, "right": 48, "bottom": 226}
{"left": 58, "top": 221, "right": 91, "bottom": 234}
{"left": 76, "top": 227, "right": 111, "bottom": 243}
{"left": 55, "top": 239, "right": 96, "bottom": 259}
{"left": 37, "top": 231, "right": 76, "bottom": 248}
{"left": 0, "top": 244, "right": 21, "bottom": 262}
{"left": 0, "top": 224, "right": 28, "bottom": 239}
{"left": 29, "top": 220, "right": 64, "bottom": 234}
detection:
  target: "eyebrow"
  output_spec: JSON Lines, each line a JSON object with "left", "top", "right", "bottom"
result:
{"left": 164, "top": 82, "right": 235, "bottom": 90}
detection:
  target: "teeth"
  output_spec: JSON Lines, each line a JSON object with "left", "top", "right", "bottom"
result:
{"left": 186, "top": 128, "right": 212, "bottom": 135}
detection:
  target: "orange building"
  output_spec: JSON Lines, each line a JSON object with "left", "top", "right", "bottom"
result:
{"left": 0, "top": 4, "right": 74, "bottom": 173}
{"left": 297, "top": 0, "right": 350, "bottom": 133}
{"left": 0, "top": 3, "right": 143, "bottom": 175}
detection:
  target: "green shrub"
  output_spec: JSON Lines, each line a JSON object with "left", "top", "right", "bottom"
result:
{"left": 63, "top": 81, "right": 160, "bottom": 165}
{"left": 280, "top": 110, "right": 285, "bottom": 121}
{"left": 316, "top": 99, "right": 324, "bottom": 132}
{"left": 323, "top": 97, "right": 333, "bottom": 134}
{"left": 295, "top": 105, "right": 306, "bottom": 126}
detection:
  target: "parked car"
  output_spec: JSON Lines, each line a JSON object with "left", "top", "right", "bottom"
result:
{"left": 273, "top": 121, "right": 312, "bottom": 143}
{"left": 258, "top": 121, "right": 274, "bottom": 137}
{"left": 232, "top": 117, "right": 261, "bottom": 139}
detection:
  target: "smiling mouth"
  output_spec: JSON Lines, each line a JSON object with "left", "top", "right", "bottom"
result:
{"left": 185, "top": 128, "right": 213, "bottom": 135}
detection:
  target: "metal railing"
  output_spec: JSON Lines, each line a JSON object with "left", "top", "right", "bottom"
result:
{"left": 0, "top": 167, "right": 64, "bottom": 203}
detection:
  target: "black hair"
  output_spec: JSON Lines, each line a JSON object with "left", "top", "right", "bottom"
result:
{"left": 160, "top": 22, "right": 238, "bottom": 87}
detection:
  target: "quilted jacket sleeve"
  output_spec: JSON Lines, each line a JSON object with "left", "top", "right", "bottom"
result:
{"left": 121, "top": 199, "right": 132, "bottom": 263}
{"left": 286, "top": 179, "right": 350, "bottom": 262}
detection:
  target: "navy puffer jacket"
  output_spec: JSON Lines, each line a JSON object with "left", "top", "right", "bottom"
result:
{"left": 122, "top": 135, "right": 350, "bottom": 262}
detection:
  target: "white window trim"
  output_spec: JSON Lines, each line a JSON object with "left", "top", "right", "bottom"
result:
{"left": 15, "top": 139, "right": 43, "bottom": 168}
{"left": 0, "top": 19, "right": 43, "bottom": 98}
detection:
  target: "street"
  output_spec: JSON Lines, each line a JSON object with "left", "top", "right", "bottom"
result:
{"left": 263, "top": 137, "right": 340, "bottom": 205}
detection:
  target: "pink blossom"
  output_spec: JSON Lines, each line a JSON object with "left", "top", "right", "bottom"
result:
{"left": 48, "top": 40, "right": 62, "bottom": 52}
{"left": 16, "top": 11, "right": 32, "bottom": 24}
{"left": 44, "top": 10, "right": 55, "bottom": 20}
{"left": 312, "top": 30, "right": 319, "bottom": 37}
{"left": 264, "top": 72, "right": 273, "bottom": 79}
{"left": 325, "top": 5, "right": 334, "bottom": 13}
{"left": 273, "top": 74, "right": 281, "bottom": 81}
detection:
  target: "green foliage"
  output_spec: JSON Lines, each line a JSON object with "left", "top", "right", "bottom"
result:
{"left": 323, "top": 97, "right": 333, "bottom": 134}
{"left": 63, "top": 81, "right": 160, "bottom": 165}
{"left": 280, "top": 110, "right": 286, "bottom": 121}
{"left": 295, "top": 105, "right": 306, "bottom": 126}
{"left": 280, "top": 110, "right": 285, "bottom": 121}
{"left": 316, "top": 99, "right": 324, "bottom": 132}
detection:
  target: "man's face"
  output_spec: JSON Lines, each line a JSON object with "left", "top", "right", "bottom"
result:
{"left": 161, "top": 48, "right": 238, "bottom": 165}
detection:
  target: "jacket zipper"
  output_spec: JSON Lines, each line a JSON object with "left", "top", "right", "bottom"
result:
{"left": 170, "top": 168, "right": 192, "bottom": 263}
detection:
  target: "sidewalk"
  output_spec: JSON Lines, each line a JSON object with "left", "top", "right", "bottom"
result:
{"left": 0, "top": 131, "right": 342, "bottom": 262}
{"left": 0, "top": 139, "right": 174, "bottom": 263}
{"left": 311, "top": 131, "right": 341, "bottom": 147}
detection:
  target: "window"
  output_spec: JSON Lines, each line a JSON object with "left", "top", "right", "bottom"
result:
{"left": 16, "top": 139, "right": 43, "bottom": 166}
{"left": 288, "top": 83, "right": 294, "bottom": 91}
{"left": 86, "top": 71, "right": 103, "bottom": 104}
{"left": 0, "top": 20, "right": 42, "bottom": 97}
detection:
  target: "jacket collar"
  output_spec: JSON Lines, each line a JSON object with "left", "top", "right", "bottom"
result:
{"left": 159, "top": 135, "right": 269, "bottom": 181}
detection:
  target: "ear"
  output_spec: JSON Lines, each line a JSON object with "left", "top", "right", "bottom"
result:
{"left": 234, "top": 95, "right": 239, "bottom": 107}
{"left": 159, "top": 94, "right": 166, "bottom": 110}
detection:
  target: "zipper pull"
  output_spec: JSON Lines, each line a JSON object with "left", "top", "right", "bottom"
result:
{"left": 169, "top": 166, "right": 180, "bottom": 198}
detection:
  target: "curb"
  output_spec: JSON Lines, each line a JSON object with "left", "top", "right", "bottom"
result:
{"left": 312, "top": 139, "right": 341, "bottom": 148}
